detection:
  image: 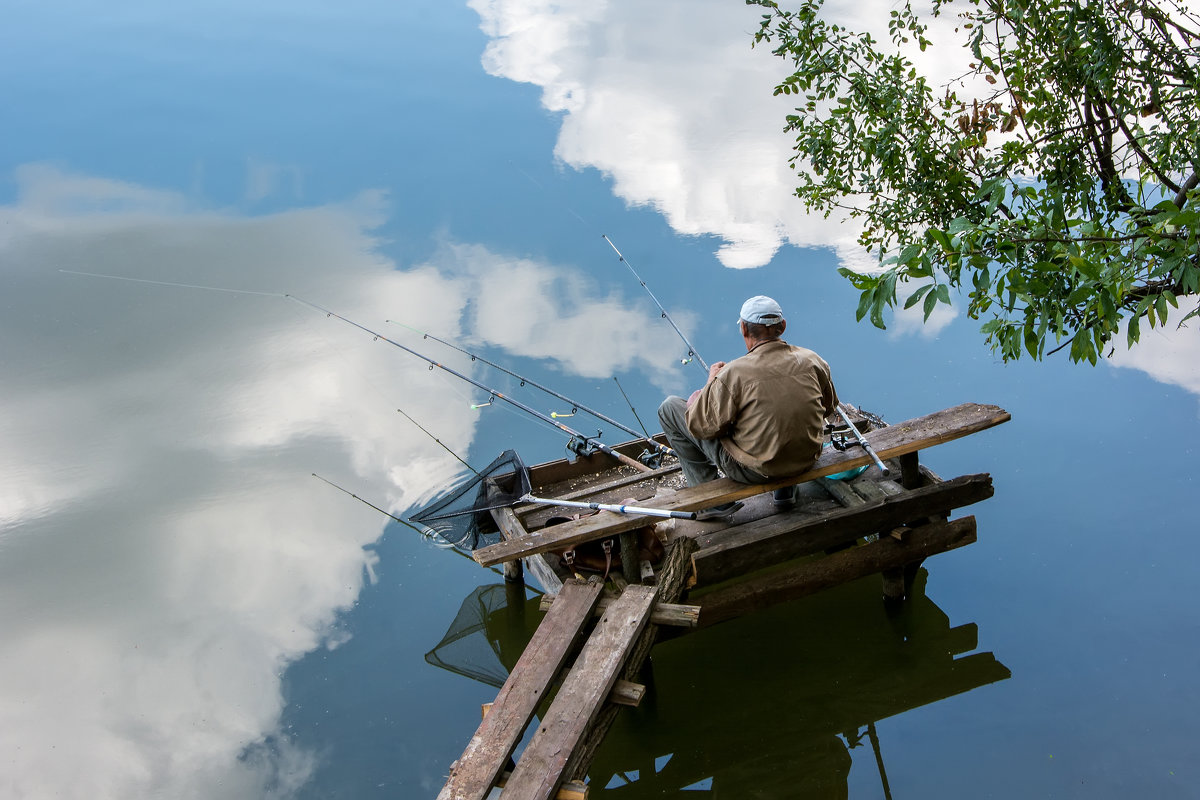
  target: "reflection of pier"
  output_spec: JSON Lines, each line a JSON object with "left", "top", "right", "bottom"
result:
{"left": 435, "top": 403, "right": 1010, "bottom": 799}
{"left": 430, "top": 573, "right": 1009, "bottom": 798}
{"left": 588, "top": 571, "right": 1010, "bottom": 796}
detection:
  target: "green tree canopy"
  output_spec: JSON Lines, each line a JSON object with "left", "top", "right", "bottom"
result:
{"left": 748, "top": 0, "right": 1199, "bottom": 363}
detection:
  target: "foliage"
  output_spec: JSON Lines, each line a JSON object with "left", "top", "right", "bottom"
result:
{"left": 748, "top": 0, "right": 1200, "bottom": 363}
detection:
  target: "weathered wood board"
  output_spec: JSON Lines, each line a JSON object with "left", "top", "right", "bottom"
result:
{"left": 436, "top": 578, "right": 604, "bottom": 800}
{"left": 695, "top": 516, "right": 977, "bottom": 627}
{"left": 501, "top": 584, "right": 659, "bottom": 800}
{"left": 689, "top": 473, "right": 993, "bottom": 587}
{"left": 474, "top": 403, "right": 1009, "bottom": 567}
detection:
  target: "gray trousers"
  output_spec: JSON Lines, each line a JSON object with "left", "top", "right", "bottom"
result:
{"left": 658, "top": 396, "right": 770, "bottom": 488}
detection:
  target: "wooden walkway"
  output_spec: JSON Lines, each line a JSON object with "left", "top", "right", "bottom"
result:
{"left": 437, "top": 401, "right": 1010, "bottom": 798}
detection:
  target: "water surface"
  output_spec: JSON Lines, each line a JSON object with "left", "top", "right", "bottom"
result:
{"left": 1, "top": 2, "right": 1197, "bottom": 798}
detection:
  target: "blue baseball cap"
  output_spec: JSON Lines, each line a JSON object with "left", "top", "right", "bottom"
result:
{"left": 739, "top": 295, "right": 784, "bottom": 325}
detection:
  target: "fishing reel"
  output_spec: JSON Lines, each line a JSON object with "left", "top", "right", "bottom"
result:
{"left": 566, "top": 433, "right": 604, "bottom": 459}
{"left": 825, "top": 422, "right": 858, "bottom": 452}
{"left": 637, "top": 448, "right": 665, "bottom": 469}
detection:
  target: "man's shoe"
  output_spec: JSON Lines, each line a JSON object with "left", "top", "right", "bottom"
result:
{"left": 773, "top": 486, "right": 797, "bottom": 510}
{"left": 694, "top": 501, "right": 743, "bottom": 521}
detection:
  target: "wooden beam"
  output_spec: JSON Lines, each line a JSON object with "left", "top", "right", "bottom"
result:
{"left": 474, "top": 403, "right": 1009, "bottom": 567}
{"left": 695, "top": 516, "right": 978, "bottom": 627}
{"left": 502, "top": 584, "right": 659, "bottom": 800}
{"left": 609, "top": 679, "right": 645, "bottom": 707}
{"left": 539, "top": 595, "right": 701, "bottom": 628}
{"left": 689, "top": 474, "right": 993, "bottom": 588}
{"left": 437, "top": 578, "right": 605, "bottom": 800}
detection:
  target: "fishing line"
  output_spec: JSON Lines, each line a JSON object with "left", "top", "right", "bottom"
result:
{"left": 312, "top": 473, "right": 504, "bottom": 572}
{"left": 59, "top": 269, "right": 285, "bottom": 298}
{"left": 60, "top": 268, "right": 491, "bottom": 475}
{"left": 509, "top": 165, "right": 709, "bottom": 374}
{"left": 600, "top": 235, "right": 709, "bottom": 372}
{"left": 397, "top": 406, "right": 480, "bottom": 476}
{"left": 387, "top": 319, "right": 671, "bottom": 459}
{"left": 287, "top": 296, "right": 654, "bottom": 473}
{"left": 612, "top": 376, "right": 654, "bottom": 443}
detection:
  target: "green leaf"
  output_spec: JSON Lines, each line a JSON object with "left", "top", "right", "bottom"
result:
{"left": 855, "top": 288, "right": 874, "bottom": 322}
{"left": 904, "top": 284, "right": 933, "bottom": 309}
{"left": 923, "top": 286, "right": 939, "bottom": 320}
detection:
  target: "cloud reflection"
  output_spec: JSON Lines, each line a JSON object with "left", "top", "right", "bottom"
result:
{"left": 1109, "top": 301, "right": 1200, "bottom": 404}
{"left": 0, "top": 165, "right": 678, "bottom": 798}
{"left": 468, "top": 0, "right": 891, "bottom": 273}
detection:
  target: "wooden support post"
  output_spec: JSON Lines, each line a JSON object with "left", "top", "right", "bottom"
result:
{"left": 899, "top": 451, "right": 922, "bottom": 489}
{"left": 503, "top": 558, "right": 524, "bottom": 584}
{"left": 619, "top": 531, "right": 639, "bottom": 585}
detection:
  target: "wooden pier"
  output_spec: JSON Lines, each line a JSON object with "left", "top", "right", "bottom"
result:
{"left": 437, "top": 402, "right": 1010, "bottom": 799}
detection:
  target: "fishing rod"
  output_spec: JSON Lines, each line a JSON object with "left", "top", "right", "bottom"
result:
{"left": 387, "top": 319, "right": 672, "bottom": 463}
{"left": 831, "top": 403, "right": 890, "bottom": 476}
{"left": 520, "top": 493, "right": 697, "bottom": 521}
{"left": 601, "top": 234, "right": 709, "bottom": 372}
{"left": 287, "top": 296, "right": 654, "bottom": 474}
{"left": 396, "top": 406, "right": 479, "bottom": 476}
{"left": 312, "top": 474, "right": 504, "bottom": 573}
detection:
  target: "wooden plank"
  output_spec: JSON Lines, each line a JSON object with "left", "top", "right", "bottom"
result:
{"left": 437, "top": 578, "right": 604, "bottom": 800}
{"left": 818, "top": 476, "right": 866, "bottom": 508}
{"left": 502, "top": 584, "right": 660, "bottom": 800}
{"left": 525, "top": 462, "right": 681, "bottom": 505}
{"left": 690, "top": 474, "right": 992, "bottom": 588}
{"left": 562, "top": 536, "right": 698, "bottom": 782}
{"left": 474, "top": 403, "right": 1009, "bottom": 567}
{"left": 696, "top": 516, "right": 978, "bottom": 627}
{"left": 851, "top": 479, "right": 890, "bottom": 503}
{"left": 493, "top": 773, "right": 589, "bottom": 800}
{"left": 539, "top": 595, "right": 700, "bottom": 628}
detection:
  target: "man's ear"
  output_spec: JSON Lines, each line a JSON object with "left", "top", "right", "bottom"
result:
{"left": 779, "top": 319, "right": 787, "bottom": 335}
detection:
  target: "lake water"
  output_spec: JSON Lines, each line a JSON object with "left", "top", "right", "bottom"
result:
{"left": 2, "top": 2, "right": 1197, "bottom": 798}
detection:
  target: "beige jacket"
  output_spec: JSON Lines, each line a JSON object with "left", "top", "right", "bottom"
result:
{"left": 685, "top": 340, "right": 838, "bottom": 477}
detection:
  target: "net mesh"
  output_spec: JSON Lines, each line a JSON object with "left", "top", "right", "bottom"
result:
{"left": 423, "top": 584, "right": 512, "bottom": 688}
{"left": 410, "top": 449, "right": 531, "bottom": 551}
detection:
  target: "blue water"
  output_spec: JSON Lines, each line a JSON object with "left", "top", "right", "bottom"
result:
{"left": 1, "top": 2, "right": 1196, "bottom": 798}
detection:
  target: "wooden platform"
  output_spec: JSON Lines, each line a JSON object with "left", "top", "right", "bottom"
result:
{"left": 474, "top": 402, "right": 1008, "bottom": 568}
{"left": 436, "top": 401, "right": 1009, "bottom": 798}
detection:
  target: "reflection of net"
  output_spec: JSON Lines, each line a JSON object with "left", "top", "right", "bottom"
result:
{"left": 424, "top": 585, "right": 511, "bottom": 688}
{"left": 410, "top": 450, "right": 531, "bottom": 551}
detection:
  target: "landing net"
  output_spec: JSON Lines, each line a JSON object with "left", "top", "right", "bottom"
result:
{"left": 410, "top": 449, "right": 530, "bottom": 551}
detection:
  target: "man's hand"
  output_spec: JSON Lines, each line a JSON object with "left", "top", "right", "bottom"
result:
{"left": 706, "top": 361, "right": 727, "bottom": 384}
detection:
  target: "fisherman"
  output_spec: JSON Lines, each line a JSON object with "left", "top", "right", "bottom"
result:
{"left": 657, "top": 295, "right": 838, "bottom": 519}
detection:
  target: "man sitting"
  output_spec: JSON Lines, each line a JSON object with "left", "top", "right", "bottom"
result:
{"left": 658, "top": 295, "right": 838, "bottom": 519}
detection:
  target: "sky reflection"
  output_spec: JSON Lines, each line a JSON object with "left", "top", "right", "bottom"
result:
{"left": 0, "top": 164, "right": 679, "bottom": 798}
